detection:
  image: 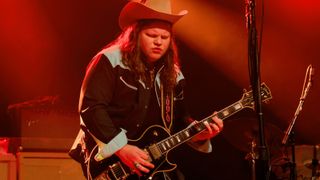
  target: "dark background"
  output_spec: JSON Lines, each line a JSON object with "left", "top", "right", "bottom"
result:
{"left": 1, "top": 0, "right": 319, "bottom": 179}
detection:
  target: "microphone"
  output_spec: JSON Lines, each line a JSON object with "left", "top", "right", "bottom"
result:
{"left": 309, "top": 65, "right": 315, "bottom": 84}
{"left": 302, "top": 64, "right": 315, "bottom": 100}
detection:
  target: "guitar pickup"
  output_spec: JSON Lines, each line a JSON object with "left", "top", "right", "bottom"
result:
{"left": 146, "top": 144, "right": 162, "bottom": 160}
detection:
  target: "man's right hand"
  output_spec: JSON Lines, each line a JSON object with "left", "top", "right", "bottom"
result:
{"left": 115, "top": 144, "right": 154, "bottom": 176}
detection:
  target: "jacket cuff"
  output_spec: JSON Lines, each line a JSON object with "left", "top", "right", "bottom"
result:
{"left": 94, "top": 129, "right": 128, "bottom": 161}
{"left": 187, "top": 139, "right": 212, "bottom": 153}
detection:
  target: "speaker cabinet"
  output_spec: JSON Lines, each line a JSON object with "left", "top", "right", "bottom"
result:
{"left": 17, "top": 152, "right": 85, "bottom": 180}
{"left": 0, "top": 153, "right": 16, "bottom": 180}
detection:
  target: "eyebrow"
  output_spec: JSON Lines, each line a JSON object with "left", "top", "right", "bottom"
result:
{"left": 145, "top": 29, "right": 170, "bottom": 36}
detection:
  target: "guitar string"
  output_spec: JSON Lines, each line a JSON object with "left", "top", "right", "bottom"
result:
{"left": 155, "top": 100, "right": 244, "bottom": 155}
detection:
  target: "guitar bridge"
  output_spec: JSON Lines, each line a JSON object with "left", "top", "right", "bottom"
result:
{"left": 109, "top": 162, "right": 129, "bottom": 180}
{"left": 95, "top": 161, "right": 129, "bottom": 180}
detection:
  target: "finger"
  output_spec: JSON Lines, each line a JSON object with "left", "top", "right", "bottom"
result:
{"left": 203, "top": 121, "right": 212, "bottom": 134}
{"left": 137, "top": 157, "right": 154, "bottom": 169}
{"left": 210, "top": 123, "right": 220, "bottom": 132}
{"left": 212, "top": 116, "right": 223, "bottom": 129}
{"left": 137, "top": 150, "right": 149, "bottom": 160}
{"left": 191, "top": 120, "right": 198, "bottom": 126}
{"left": 134, "top": 162, "right": 151, "bottom": 173}
{"left": 131, "top": 168, "right": 142, "bottom": 176}
{"left": 132, "top": 162, "right": 143, "bottom": 176}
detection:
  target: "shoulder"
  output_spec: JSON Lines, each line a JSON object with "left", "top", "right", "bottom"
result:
{"left": 98, "top": 45, "right": 128, "bottom": 70}
{"left": 174, "top": 64, "right": 185, "bottom": 83}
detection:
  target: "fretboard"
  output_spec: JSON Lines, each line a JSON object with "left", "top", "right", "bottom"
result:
{"left": 155, "top": 100, "right": 244, "bottom": 154}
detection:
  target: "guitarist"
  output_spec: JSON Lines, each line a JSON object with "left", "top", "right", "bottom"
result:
{"left": 69, "top": 0, "right": 224, "bottom": 179}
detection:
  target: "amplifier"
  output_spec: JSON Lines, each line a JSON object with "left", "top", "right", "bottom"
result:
{"left": 7, "top": 96, "right": 80, "bottom": 152}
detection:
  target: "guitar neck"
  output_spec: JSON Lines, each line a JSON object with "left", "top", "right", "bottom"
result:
{"left": 211, "top": 100, "right": 244, "bottom": 122}
{"left": 156, "top": 100, "right": 244, "bottom": 154}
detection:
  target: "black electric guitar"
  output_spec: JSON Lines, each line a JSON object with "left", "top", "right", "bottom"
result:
{"left": 90, "top": 83, "right": 272, "bottom": 180}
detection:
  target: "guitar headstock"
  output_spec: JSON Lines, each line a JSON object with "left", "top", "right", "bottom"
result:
{"left": 240, "top": 83, "right": 272, "bottom": 109}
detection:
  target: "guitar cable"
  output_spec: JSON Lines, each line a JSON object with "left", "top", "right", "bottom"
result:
{"left": 86, "top": 144, "right": 98, "bottom": 180}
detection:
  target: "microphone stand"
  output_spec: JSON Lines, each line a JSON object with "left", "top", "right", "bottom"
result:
{"left": 245, "top": 0, "right": 270, "bottom": 179}
{"left": 281, "top": 64, "right": 314, "bottom": 180}
{"left": 311, "top": 145, "right": 319, "bottom": 180}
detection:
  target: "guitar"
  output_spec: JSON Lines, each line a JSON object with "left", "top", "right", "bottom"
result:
{"left": 90, "top": 83, "right": 272, "bottom": 180}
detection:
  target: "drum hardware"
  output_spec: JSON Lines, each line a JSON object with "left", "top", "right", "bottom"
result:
{"left": 281, "top": 144, "right": 320, "bottom": 180}
{"left": 245, "top": 138, "right": 258, "bottom": 180}
{"left": 301, "top": 145, "right": 320, "bottom": 180}
{"left": 223, "top": 117, "right": 283, "bottom": 179}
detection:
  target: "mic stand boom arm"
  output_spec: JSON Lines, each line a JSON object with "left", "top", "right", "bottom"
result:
{"left": 281, "top": 64, "right": 314, "bottom": 180}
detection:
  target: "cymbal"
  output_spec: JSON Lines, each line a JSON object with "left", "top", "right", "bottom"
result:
{"left": 222, "top": 117, "right": 284, "bottom": 156}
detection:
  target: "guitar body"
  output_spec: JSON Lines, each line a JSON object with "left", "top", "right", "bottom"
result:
{"left": 90, "top": 125, "right": 177, "bottom": 180}
{"left": 130, "top": 125, "right": 177, "bottom": 178}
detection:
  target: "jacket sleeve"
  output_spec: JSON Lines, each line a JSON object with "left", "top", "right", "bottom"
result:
{"left": 79, "top": 54, "right": 125, "bottom": 144}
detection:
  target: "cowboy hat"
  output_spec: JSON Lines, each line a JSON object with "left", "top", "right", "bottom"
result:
{"left": 119, "top": 0, "right": 188, "bottom": 29}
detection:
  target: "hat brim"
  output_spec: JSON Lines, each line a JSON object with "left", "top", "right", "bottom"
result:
{"left": 119, "top": 2, "right": 188, "bottom": 30}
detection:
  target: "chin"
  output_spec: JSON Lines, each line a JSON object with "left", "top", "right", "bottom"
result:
{"left": 148, "top": 56, "right": 162, "bottom": 62}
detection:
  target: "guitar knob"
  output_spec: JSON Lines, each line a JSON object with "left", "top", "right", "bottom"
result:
{"left": 153, "top": 130, "right": 158, "bottom": 137}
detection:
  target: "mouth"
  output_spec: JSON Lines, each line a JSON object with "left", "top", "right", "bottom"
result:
{"left": 152, "top": 48, "right": 162, "bottom": 54}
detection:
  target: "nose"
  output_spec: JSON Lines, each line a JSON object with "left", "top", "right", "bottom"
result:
{"left": 154, "top": 37, "right": 162, "bottom": 46}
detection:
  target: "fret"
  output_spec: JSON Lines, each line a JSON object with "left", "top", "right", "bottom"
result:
{"left": 165, "top": 140, "right": 171, "bottom": 149}
{"left": 176, "top": 135, "right": 181, "bottom": 143}
{"left": 234, "top": 103, "right": 242, "bottom": 110}
{"left": 161, "top": 143, "right": 167, "bottom": 151}
{"left": 222, "top": 110, "right": 230, "bottom": 117}
{"left": 178, "top": 131, "right": 185, "bottom": 141}
{"left": 177, "top": 132, "right": 184, "bottom": 141}
{"left": 156, "top": 143, "right": 165, "bottom": 157}
{"left": 194, "top": 122, "right": 203, "bottom": 132}
{"left": 169, "top": 137, "right": 175, "bottom": 145}
{"left": 184, "top": 130, "right": 190, "bottom": 138}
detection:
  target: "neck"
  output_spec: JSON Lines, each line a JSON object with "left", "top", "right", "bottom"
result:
{"left": 145, "top": 61, "right": 155, "bottom": 70}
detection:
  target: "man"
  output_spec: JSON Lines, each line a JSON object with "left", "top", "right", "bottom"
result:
{"left": 69, "top": 0, "right": 223, "bottom": 179}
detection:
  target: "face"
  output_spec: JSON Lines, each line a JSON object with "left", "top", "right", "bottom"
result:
{"left": 138, "top": 21, "right": 172, "bottom": 64}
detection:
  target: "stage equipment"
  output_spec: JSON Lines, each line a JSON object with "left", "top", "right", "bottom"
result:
{"left": 287, "top": 145, "right": 320, "bottom": 179}
{"left": 281, "top": 64, "right": 315, "bottom": 180}
{"left": 223, "top": 117, "right": 284, "bottom": 179}
{"left": 245, "top": 0, "right": 269, "bottom": 178}
{"left": 16, "top": 152, "right": 85, "bottom": 180}
{"left": 7, "top": 96, "right": 79, "bottom": 152}
{"left": 223, "top": 117, "right": 283, "bottom": 155}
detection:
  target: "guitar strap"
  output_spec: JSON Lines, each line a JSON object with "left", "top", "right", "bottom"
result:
{"left": 160, "top": 84, "right": 173, "bottom": 133}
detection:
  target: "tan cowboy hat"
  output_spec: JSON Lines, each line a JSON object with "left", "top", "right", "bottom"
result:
{"left": 119, "top": 0, "right": 188, "bottom": 29}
